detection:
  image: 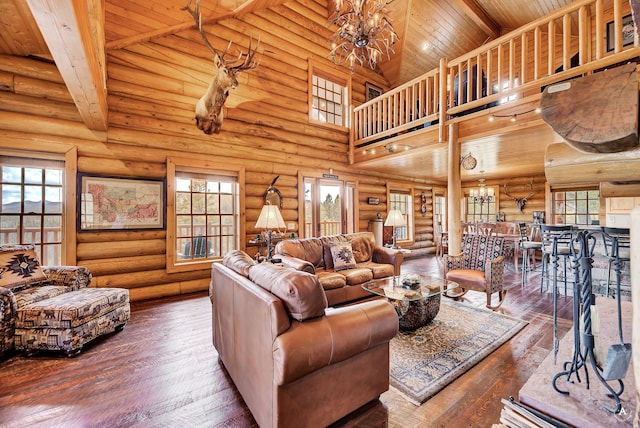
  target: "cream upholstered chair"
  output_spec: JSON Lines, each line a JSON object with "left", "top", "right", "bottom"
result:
{"left": 443, "top": 234, "right": 506, "bottom": 310}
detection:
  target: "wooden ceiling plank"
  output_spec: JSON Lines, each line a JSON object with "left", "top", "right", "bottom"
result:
{"left": 26, "top": 0, "right": 107, "bottom": 132}
{"left": 450, "top": 0, "right": 500, "bottom": 38}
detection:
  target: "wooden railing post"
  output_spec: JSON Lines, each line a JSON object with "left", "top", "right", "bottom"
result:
{"left": 438, "top": 57, "right": 448, "bottom": 143}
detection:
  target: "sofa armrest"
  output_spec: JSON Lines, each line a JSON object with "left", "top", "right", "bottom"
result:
{"left": 42, "top": 266, "right": 92, "bottom": 291}
{"left": 372, "top": 246, "right": 403, "bottom": 275}
{"left": 273, "top": 300, "right": 398, "bottom": 385}
{"left": 278, "top": 255, "right": 315, "bottom": 274}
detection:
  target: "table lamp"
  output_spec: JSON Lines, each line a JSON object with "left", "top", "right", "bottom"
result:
{"left": 385, "top": 208, "right": 406, "bottom": 249}
{"left": 255, "top": 203, "right": 286, "bottom": 262}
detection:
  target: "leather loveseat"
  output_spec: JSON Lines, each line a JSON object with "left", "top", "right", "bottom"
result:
{"left": 210, "top": 250, "right": 399, "bottom": 428}
{"left": 274, "top": 231, "right": 403, "bottom": 306}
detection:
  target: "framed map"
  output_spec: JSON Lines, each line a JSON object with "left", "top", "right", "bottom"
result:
{"left": 78, "top": 175, "right": 165, "bottom": 231}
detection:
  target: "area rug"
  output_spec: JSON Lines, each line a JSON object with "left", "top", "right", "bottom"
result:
{"left": 389, "top": 300, "right": 528, "bottom": 405}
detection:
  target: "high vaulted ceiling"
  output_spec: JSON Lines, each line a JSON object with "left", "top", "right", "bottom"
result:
{"left": 1, "top": 0, "right": 575, "bottom": 87}
{"left": 0, "top": 0, "right": 582, "bottom": 181}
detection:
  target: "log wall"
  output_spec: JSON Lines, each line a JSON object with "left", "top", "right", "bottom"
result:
{"left": 0, "top": 1, "right": 575, "bottom": 301}
{"left": 0, "top": 2, "right": 444, "bottom": 301}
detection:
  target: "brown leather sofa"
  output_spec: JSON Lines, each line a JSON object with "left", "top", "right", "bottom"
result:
{"left": 274, "top": 231, "right": 403, "bottom": 306}
{"left": 210, "top": 250, "right": 399, "bottom": 428}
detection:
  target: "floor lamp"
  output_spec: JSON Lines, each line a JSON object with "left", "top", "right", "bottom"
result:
{"left": 255, "top": 203, "right": 286, "bottom": 262}
{"left": 385, "top": 208, "right": 406, "bottom": 249}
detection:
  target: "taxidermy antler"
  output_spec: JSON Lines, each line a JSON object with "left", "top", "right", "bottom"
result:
{"left": 182, "top": 0, "right": 260, "bottom": 134}
{"left": 503, "top": 179, "right": 535, "bottom": 212}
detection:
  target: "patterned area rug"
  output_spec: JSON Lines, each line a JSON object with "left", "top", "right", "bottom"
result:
{"left": 390, "top": 300, "right": 528, "bottom": 405}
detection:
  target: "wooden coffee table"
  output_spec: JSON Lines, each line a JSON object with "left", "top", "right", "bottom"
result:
{"left": 362, "top": 275, "right": 459, "bottom": 331}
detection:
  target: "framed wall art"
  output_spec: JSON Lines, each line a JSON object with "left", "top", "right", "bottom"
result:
{"left": 365, "top": 82, "right": 382, "bottom": 101}
{"left": 606, "top": 14, "right": 635, "bottom": 52}
{"left": 78, "top": 174, "right": 166, "bottom": 231}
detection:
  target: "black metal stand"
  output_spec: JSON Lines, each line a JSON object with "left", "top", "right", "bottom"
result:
{"left": 551, "top": 230, "right": 624, "bottom": 414}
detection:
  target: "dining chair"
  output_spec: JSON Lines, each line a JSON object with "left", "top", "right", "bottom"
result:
{"left": 601, "top": 227, "right": 630, "bottom": 298}
{"left": 539, "top": 224, "right": 576, "bottom": 295}
{"left": 435, "top": 221, "right": 448, "bottom": 257}
{"left": 475, "top": 222, "right": 495, "bottom": 236}
{"left": 519, "top": 223, "right": 542, "bottom": 287}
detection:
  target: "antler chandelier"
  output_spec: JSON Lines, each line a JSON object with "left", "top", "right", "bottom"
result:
{"left": 329, "top": 0, "right": 399, "bottom": 72}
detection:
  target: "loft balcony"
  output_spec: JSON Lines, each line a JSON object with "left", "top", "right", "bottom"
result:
{"left": 350, "top": 0, "right": 640, "bottom": 177}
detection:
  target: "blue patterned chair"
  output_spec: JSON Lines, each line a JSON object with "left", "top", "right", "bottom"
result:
{"left": 443, "top": 234, "right": 506, "bottom": 310}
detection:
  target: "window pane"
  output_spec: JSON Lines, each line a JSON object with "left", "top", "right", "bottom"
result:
{"left": 192, "top": 193, "right": 206, "bottom": 214}
{"left": 45, "top": 186, "right": 62, "bottom": 213}
{"left": 24, "top": 168, "right": 42, "bottom": 184}
{"left": 2, "top": 166, "right": 20, "bottom": 183}
{"left": 45, "top": 169, "right": 62, "bottom": 185}
{"left": 176, "top": 193, "right": 191, "bottom": 214}
{"left": 2, "top": 185, "right": 21, "bottom": 212}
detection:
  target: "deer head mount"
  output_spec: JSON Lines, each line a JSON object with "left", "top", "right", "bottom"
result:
{"left": 182, "top": 0, "right": 260, "bottom": 134}
{"left": 503, "top": 179, "right": 535, "bottom": 212}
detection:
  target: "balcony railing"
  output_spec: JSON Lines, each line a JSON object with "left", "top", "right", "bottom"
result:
{"left": 351, "top": 0, "right": 639, "bottom": 152}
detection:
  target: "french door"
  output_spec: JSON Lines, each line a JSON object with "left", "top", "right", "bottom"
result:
{"left": 303, "top": 177, "right": 355, "bottom": 237}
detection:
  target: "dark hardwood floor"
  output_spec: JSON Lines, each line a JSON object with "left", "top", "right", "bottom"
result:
{"left": 0, "top": 255, "right": 576, "bottom": 428}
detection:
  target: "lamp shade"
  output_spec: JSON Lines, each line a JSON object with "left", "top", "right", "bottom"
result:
{"left": 255, "top": 204, "right": 286, "bottom": 230}
{"left": 384, "top": 208, "right": 405, "bottom": 227}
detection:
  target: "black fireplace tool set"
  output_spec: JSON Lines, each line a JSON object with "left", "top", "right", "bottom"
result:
{"left": 550, "top": 229, "right": 632, "bottom": 415}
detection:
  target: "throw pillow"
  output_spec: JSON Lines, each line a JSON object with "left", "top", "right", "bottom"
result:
{"left": 330, "top": 241, "right": 356, "bottom": 271}
{"left": 0, "top": 245, "right": 47, "bottom": 290}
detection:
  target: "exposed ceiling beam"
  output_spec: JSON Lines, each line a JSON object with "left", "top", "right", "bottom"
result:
{"left": 26, "top": 0, "right": 108, "bottom": 132}
{"left": 450, "top": 0, "right": 500, "bottom": 39}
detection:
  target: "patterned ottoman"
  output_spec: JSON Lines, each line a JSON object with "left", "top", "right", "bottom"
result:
{"left": 14, "top": 287, "right": 130, "bottom": 357}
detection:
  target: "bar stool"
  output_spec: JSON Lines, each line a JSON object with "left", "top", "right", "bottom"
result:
{"left": 519, "top": 223, "right": 542, "bottom": 287}
{"left": 601, "top": 227, "right": 630, "bottom": 298}
{"left": 539, "top": 224, "right": 575, "bottom": 295}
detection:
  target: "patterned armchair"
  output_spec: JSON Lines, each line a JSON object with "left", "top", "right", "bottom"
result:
{"left": 0, "top": 244, "right": 92, "bottom": 357}
{"left": 443, "top": 234, "right": 506, "bottom": 310}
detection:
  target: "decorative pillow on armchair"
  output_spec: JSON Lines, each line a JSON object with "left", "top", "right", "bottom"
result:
{"left": 0, "top": 245, "right": 47, "bottom": 290}
{"left": 330, "top": 241, "right": 356, "bottom": 271}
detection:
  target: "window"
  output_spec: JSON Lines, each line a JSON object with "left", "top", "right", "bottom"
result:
{"left": 167, "top": 158, "right": 244, "bottom": 271}
{"left": 0, "top": 155, "right": 64, "bottom": 265}
{"left": 434, "top": 193, "right": 446, "bottom": 231}
{"left": 552, "top": 187, "right": 600, "bottom": 225}
{"left": 388, "top": 190, "right": 413, "bottom": 243}
{"left": 309, "top": 61, "right": 350, "bottom": 129}
{"left": 466, "top": 187, "right": 497, "bottom": 223}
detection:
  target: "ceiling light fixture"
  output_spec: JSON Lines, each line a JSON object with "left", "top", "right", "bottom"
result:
{"left": 329, "top": 0, "right": 399, "bottom": 72}
{"left": 487, "top": 107, "right": 541, "bottom": 122}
